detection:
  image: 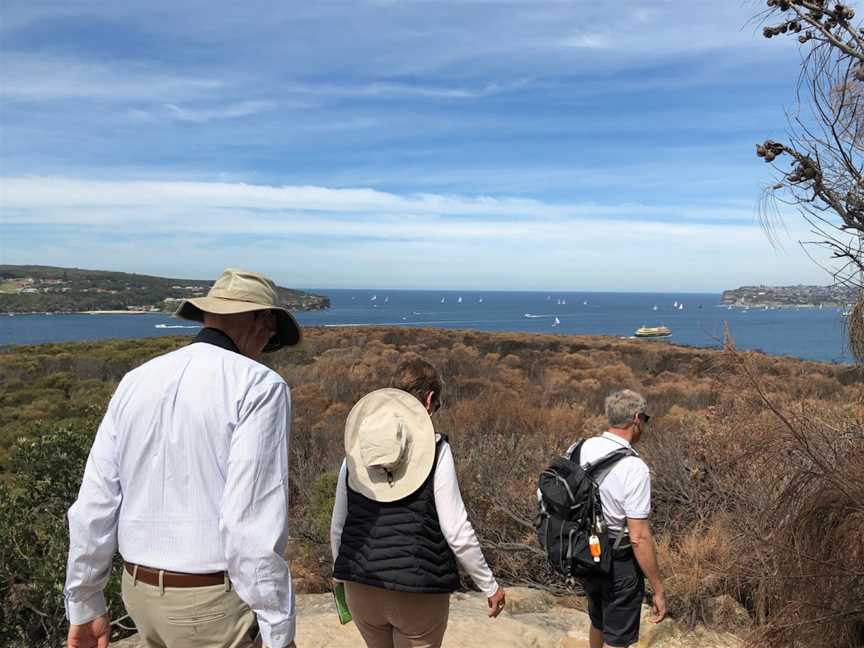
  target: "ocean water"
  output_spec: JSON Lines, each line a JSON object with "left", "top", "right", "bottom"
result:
{"left": 0, "top": 290, "right": 852, "bottom": 364}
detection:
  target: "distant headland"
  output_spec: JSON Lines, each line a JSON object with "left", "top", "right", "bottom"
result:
{"left": 0, "top": 265, "right": 330, "bottom": 314}
{"left": 722, "top": 284, "right": 856, "bottom": 308}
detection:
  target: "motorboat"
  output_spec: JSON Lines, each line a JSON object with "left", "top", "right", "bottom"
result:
{"left": 634, "top": 325, "right": 672, "bottom": 338}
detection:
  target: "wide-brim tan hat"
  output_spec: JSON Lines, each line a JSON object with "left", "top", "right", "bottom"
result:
{"left": 174, "top": 267, "right": 302, "bottom": 352}
{"left": 345, "top": 388, "right": 436, "bottom": 503}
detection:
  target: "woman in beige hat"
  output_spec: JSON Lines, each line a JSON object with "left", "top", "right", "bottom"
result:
{"left": 330, "top": 359, "right": 506, "bottom": 648}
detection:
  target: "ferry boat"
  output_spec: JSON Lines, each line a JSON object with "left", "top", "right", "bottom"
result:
{"left": 634, "top": 325, "right": 672, "bottom": 338}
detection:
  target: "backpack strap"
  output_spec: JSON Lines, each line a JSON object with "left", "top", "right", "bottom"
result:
{"left": 567, "top": 439, "right": 586, "bottom": 463}
{"left": 583, "top": 447, "right": 636, "bottom": 478}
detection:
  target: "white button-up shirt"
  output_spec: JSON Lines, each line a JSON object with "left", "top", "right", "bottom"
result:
{"left": 64, "top": 331, "right": 296, "bottom": 647}
{"left": 330, "top": 436, "right": 499, "bottom": 598}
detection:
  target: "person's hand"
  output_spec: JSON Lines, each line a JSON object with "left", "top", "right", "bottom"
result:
{"left": 651, "top": 587, "right": 667, "bottom": 623}
{"left": 67, "top": 614, "right": 110, "bottom": 648}
{"left": 487, "top": 587, "right": 506, "bottom": 618}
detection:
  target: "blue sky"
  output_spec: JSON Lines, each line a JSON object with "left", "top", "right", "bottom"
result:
{"left": 0, "top": 0, "right": 848, "bottom": 291}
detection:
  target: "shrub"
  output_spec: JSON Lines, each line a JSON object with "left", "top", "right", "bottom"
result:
{"left": 2, "top": 328, "right": 863, "bottom": 646}
{"left": 0, "top": 415, "right": 128, "bottom": 648}
{"left": 308, "top": 471, "right": 339, "bottom": 543}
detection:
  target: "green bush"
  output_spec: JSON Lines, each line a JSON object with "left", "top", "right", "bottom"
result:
{"left": 309, "top": 471, "right": 339, "bottom": 542}
{"left": 0, "top": 415, "right": 127, "bottom": 648}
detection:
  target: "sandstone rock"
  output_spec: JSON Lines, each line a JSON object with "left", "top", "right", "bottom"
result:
{"left": 501, "top": 586, "right": 555, "bottom": 614}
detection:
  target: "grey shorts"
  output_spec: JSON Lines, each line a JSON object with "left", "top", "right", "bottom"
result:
{"left": 581, "top": 554, "right": 645, "bottom": 647}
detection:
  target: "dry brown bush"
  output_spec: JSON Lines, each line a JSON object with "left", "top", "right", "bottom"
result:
{"left": 5, "top": 327, "right": 862, "bottom": 644}
{"left": 268, "top": 328, "right": 864, "bottom": 645}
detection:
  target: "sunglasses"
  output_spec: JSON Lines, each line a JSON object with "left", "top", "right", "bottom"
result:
{"left": 638, "top": 412, "right": 651, "bottom": 424}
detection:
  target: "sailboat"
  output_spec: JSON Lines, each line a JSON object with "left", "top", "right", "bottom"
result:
{"left": 457, "top": 296, "right": 463, "bottom": 304}
{"left": 384, "top": 296, "right": 389, "bottom": 303}
{"left": 673, "top": 301, "right": 678, "bottom": 308}
{"left": 370, "top": 294, "right": 377, "bottom": 302}
{"left": 552, "top": 317, "right": 561, "bottom": 328}
{"left": 652, "top": 305, "right": 658, "bottom": 311}
{"left": 561, "top": 299, "right": 566, "bottom": 305}
{"left": 478, "top": 297, "right": 484, "bottom": 303}
{"left": 582, "top": 300, "right": 588, "bottom": 306}
{"left": 441, "top": 297, "right": 446, "bottom": 304}
{"left": 678, "top": 304, "right": 684, "bottom": 310}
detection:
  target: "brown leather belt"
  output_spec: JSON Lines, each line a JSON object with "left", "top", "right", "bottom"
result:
{"left": 124, "top": 562, "right": 227, "bottom": 588}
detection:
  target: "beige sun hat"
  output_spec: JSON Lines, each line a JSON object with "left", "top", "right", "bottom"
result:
{"left": 174, "top": 267, "right": 302, "bottom": 351}
{"left": 345, "top": 388, "right": 436, "bottom": 502}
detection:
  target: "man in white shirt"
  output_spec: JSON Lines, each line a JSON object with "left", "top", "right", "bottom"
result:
{"left": 64, "top": 268, "right": 301, "bottom": 648}
{"left": 568, "top": 389, "right": 667, "bottom": 648}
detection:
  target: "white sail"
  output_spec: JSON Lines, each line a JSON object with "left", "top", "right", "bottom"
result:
{"left": 370, "top": 294, "right": 377, "bottom": 301}
{"left": 553, "top": 316, "right": 561, "bottom": 327}
{"left": 457, "top": 296, "right": 462, "bottom": 303}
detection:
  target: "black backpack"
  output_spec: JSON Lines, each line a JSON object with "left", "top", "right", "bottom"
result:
{"left": 535, "top": 439, "right": 635, "bottom": 578}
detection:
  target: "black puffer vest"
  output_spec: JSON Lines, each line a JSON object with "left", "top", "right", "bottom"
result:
{"left": 333, "top": 438, "right": 460, "bottom": 593}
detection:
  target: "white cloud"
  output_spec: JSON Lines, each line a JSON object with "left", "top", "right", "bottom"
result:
{"left": 157, "top": 100, "right": 278, "bottom": 123}
{"left": 282, "top": 79, "right": 533, "bottom": 100}
{"left": 559, "top": 33, "right": 611, "bottom": 50}
{"left": 0, "top": 54, "right": 222, "bottom": 102}
{"left": 0, "top": 175, "right": 833, "bottom": 291}
{"left": 0, "top": 176, "right": 761, "bottom": 224}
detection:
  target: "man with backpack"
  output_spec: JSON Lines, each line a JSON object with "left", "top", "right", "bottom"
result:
{"left": 537, "top": 389, "right": 666, "bottom": 648}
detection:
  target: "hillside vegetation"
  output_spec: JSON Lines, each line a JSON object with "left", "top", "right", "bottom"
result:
{"left": 0, "top": 264, "right": 329, "bottom": 313}
{"left": 1, "top": 328, "right": 862, "bottom": 647}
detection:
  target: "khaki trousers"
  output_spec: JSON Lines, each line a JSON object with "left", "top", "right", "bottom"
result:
{"left": 345, "top": 581, "right": 450, "bottom": 648}
{"left": 121, "top": 567, "right": 259, "bottom": 648}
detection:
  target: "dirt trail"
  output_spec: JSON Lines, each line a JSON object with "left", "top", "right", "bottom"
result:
{"left": 113, "top": 587, "right": 743, "bottom": 647}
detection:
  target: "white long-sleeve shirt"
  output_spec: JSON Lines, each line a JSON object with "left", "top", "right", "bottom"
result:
{"left": 330, "top": 436, "right": 499, "bottom": 598}
{"left": 64, "top": 332, "right": 296, "bottom": 648}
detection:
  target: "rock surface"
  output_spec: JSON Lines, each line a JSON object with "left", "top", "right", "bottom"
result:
{"left": 113, "top": 587, "right": 743, "bottom": 648}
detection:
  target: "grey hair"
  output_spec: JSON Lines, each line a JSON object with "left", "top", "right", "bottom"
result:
{"left": 605, "top": 389, "right": 647, "bottom": 428}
